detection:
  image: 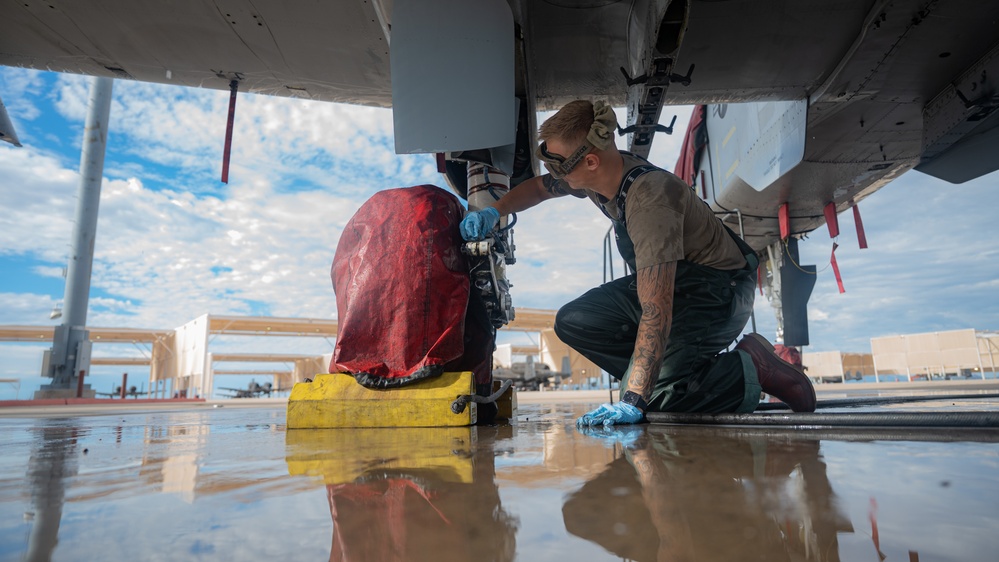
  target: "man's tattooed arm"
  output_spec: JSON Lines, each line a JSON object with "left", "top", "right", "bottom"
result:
{"left": 541, "top": 173, "right": 567, "bottom": 196}
{"left": 540, "top": 174, "right": 587, "bottom": 198}
{"left": 626, "top": 261, "right": 677, "bottom": 401}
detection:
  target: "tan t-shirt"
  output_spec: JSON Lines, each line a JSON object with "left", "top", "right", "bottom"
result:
{"left": 566, "top": 153, "right": 747, "bottom": 271}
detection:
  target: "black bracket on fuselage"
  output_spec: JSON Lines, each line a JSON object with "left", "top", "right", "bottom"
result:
{"left": 619, "top": 59, "right": 695, "bottom": 157}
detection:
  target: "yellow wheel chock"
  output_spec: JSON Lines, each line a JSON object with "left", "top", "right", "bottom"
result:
{"left": 287, "top": 371, "right": 479, "bottom": 429}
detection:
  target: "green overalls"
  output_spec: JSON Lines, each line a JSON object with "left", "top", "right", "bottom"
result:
{"left": 553, "top": 160, "right": 762, "bottom": 413}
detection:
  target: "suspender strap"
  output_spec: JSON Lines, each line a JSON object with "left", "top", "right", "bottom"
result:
{"left": 599, "top": 164, "right": 661, "bottom": 221}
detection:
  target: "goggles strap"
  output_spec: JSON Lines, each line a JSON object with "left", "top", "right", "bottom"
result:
{"left": 539, "top": 141, "right": 592, "bottom": 177}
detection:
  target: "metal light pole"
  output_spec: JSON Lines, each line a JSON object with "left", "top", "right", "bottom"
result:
{"left": 38, "top": 76, "right": 113, "bottom": 398}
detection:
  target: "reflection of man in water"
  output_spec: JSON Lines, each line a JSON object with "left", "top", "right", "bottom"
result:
{"left": 325, "top": 429, "right": 518, "bottom": 562}
{"left": 563, "top": 428, "right": 851, "bottom": 561}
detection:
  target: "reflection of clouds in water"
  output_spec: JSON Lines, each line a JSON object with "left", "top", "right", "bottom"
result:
{"left": 821, "top": 440, "right": 999, "bottom": 562}
{"left": 493, "top": 452, "right": 545, "bottom": 469}
{"left": 564, "top": 427, "right": 999, "bottom": 562}
{"left": 3, "top": 412, "right": 332, "bottom": 562}
{"left": 564, "top": 428, "right": 850, "bottom": 562}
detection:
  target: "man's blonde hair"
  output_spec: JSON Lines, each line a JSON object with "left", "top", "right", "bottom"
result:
{"left": 539, "top": 100, "right": 593, "bottom": 147}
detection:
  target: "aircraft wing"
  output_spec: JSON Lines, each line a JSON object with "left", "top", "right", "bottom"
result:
{"left": 1, "top": 1, "right": 393, "bottom": 106}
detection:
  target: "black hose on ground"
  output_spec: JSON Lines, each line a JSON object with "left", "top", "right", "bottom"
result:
{"left": 756, "top": 392, "right": 999, "bottom": 411}
{"left": 646, "top": 411, "right": 999, "bottom": 428}
{"left": 646, "top": 424, "right": 999, "bottom": 442}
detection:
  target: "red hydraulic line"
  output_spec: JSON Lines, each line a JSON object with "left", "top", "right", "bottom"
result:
{"left": 221, "top": 79, "right": 239, "bottom": 184}
{"left": 76, "top": 369, "right": 85, "bottom": 398}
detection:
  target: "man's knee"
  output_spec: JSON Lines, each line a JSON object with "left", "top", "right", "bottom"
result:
{"left": 553, "top": 305, "right": 580, "bottom": 342}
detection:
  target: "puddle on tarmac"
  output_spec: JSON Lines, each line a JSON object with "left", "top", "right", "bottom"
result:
{"left": 1, "top": 403, "right": 998, "bottom": 561}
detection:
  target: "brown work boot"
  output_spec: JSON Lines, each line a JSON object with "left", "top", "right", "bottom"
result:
{"left": 736, "top": 333, "right": 817, "bottom": 412}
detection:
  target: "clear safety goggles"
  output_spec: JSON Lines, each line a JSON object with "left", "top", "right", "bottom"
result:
{"left": 536, "top": 141, "right": 592, "bottom": 179}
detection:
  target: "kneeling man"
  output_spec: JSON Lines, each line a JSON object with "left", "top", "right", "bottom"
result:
{"left": 460, "top": 100, "right": 816, "bottom": 425}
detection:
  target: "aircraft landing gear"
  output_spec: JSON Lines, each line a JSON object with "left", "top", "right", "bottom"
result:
{"left": 761, "top": 237, "right": 816, "bottom": 348}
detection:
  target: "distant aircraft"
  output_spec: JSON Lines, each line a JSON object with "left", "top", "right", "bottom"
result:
{"left": 218, "top": 381, "right": 286, "bottom": 399}
{"left": 96, "top": 385, "right": 143, "bottom": 399}
{"left": 493, "top": 361, "right": 557, "bottom": 391}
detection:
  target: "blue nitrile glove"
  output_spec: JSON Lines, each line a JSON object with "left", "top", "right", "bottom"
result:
{"left": 577, "top": 424, "right": 645, "bottom": 449}
{"left": 576, "top": 402, "right": 644, "bottom": 427}
{"left": 459, "top": 207, "right": 500, "bottom": 241}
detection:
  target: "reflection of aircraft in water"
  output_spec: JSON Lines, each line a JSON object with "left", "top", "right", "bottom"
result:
{"left": 286, "top": 427, "right": 517, "bottom": 562}
{"left": 95, "top": 385, "right": 144, "bottom": 399}
{"left": 218, "top": 381, "right": 285, "bottom": 399}
{"left": 564, "top": 426, "right": 854, "bottom": 562}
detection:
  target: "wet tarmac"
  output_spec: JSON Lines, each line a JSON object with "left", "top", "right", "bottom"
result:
{"left": 2, "top": 401, "right": 998, "bottom": 562}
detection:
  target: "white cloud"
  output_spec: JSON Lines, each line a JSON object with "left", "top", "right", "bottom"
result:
{"left": 0, "top": 292, "right": 59, "bottom": 325}
{"left": 0, "top": 148, "right": 80, "bottom": 262}
{"left": 52, "top": 74, "right": 91, "bottom": 122}
{"left": 0, "top": 344, "right": 50, "bottom": 379}
{"left": 0, "top": 67, "right": 45, "bottom": 123}
{"left": 810, "top": 308, "right": 830, "bottom": 321}
{"left": 32, "top": 265, "right": 64, "bottom": 278}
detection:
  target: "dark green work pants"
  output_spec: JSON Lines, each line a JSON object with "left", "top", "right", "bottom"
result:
{"left": 554, "top": 259, "right": 761, "bottom": 414}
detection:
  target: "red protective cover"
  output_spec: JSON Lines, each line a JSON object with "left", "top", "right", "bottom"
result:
{"left": 331, "top": 185, "right": 487, "bottom": 388}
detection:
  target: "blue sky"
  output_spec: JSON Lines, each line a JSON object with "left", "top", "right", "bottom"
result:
{"left": 1, "top": 67, "right": 997, "bottom": 398}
